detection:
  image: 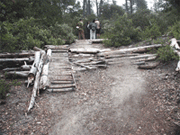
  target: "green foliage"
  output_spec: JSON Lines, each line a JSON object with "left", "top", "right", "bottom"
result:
{"left": 100, "top": 3, "right": 125, "bottom": 20}
{"left": 142, "top": 22, "right": 161, "bottom": 40}
{"left": 11, "top": 79, "right": 21, "bottom": 86}
{"left": 0, "top": 18, "right": 76, "bottom": 52}
{"left": 168, "top": 21, "right": 180, "bottom": 39}
{"left": 152, "top": 37, "right": 170, "bottom": 45}
{"left": 103, "top": 15, "right": 141, "bottom": 47}
{"left": 0, "top": 79, "right": 10, "bottom": 99}
{"left": 49, "top": 23, "right": 76, "bottom": 44}
{"left": 156, "top": 45, "right": 179, "bottom": 62}
{"left": 130, "top": 9, "right": 152, "bottom": 30}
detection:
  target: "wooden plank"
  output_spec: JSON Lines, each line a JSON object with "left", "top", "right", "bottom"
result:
{"left": 52, "top": 50, "right": 68, "bottom": 53}
{"left": 49, "top": 76, "right": 73, "bottom": 81}
{"left": 49, "top": 84, "right": 75, "bottom": 89}
{"left": 47, "top": 88, "right": 74, "bottom": 92}
{"left": 51, "top": 81, "right": 73, "bottom": 84}
{"left": 45, "top": 45, "right": 69, "bottom": 49}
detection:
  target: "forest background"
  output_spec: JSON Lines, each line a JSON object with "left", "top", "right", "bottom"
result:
{"left": 1, "top": 0, "right": 180, "bottom": 52}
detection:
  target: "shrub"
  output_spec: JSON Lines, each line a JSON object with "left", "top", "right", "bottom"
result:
{"left": 168, "top": 21, "right": 180, "bottom": 39}
{"left": 49, "top": 23, "right": 76, "bottom": 44}
{"left": 156, "top": 45, "right": 179, "bottom": 62}
{"left": 143, "top": 22, "right": 161, "bottom": 40}
{"left": 103, "top": 15, "right": 141, "bottom": 47}
{"left": 0, "top": 79, "right": 10, "bottom": 99}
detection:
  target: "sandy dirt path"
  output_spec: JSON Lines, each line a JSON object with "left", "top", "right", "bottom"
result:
{"left": 48, "top": 40, "right": 148, "bottom": 135}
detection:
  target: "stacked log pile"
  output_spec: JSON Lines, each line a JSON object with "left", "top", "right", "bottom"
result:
{"left": 97, "top": 44, "right": 162, "bottom": 69}
{"left": 0, "top": 51, "right": 35, "bottom": 78}
{"left": 69, "top": 48, "right": 109, "bottom": 71}
{"left": 69, "top": 44, "right": 162, "bottom": 70}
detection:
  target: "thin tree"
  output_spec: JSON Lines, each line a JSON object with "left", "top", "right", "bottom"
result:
{"left": 125, "top": 0, "right": 129, "bottom": 12}
{"left": 83, "top": 0, "right": 86, "bottom": 17}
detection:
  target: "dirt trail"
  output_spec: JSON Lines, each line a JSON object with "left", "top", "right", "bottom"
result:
{"left": 48, "top": 40, "right": 148, "bottom": 135}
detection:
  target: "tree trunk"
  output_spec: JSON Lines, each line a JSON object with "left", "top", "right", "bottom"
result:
{"left": 96, "top": 0, "right": 99, "bottom": 16}
{"left": 83, "top": 0, "right": 86, "bottom": 17}
{"left": 39, "top": 49, "right": 52, "bottom": 90}
{"left": 130, "top": 0, "right": 133, "bottom": 14}
{"left": 88, "top": 0, "right": 91, "bottom": 15}
{"left": 27, "top": 51, "right": 41, "bottom": 87}
{"left": 27, "top": 51, "right": 46, "bottom": 112}
{"left": 125, "top": 0, "right": 129, "bottom": 12}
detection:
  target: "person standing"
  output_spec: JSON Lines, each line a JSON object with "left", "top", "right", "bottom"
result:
{"left": 77, "top": 19, "right": 85, "bottom": 40}
{"left": 89, "top": 19, "right": 97, "bottom": 40}
{"left": 95, "top": 18, "right": 101, "bottom": 39}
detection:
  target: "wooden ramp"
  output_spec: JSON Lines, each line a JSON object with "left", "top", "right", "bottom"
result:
{"left": 45, "top": 45, "right": 76, "bottom": 92}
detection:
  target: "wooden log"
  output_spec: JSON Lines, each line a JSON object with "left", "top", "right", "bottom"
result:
{"left": 39, "top": 49, "right": 52, "bottom": 90}
{"left": 51, "top": 81, "right": 73, "bottom": 84}
{"left": 74, "top": 58, "right": 93, "bottom": 63}
{"left": 27, "top": 51, "right": 41, "bottom": 87}
{"left": 33, "top": 46, "right": 43, "bottom": 51}
{"left": 91, "top": 39, "right": 105, "bottom": 44}
{"left": 5, "top": 71, "right": 29, "bottom": 78}
{"left": 49, "top": 76, "right": 73, "bottom": 81}
{"left": 73, "top": 62, "right": 96, "bottom": 70}
{"left": 0, "top": 52, "right": 34, "bottom": 58}
{"left": 47, "top": 88, "right": 74, "bottom": 92}
{"left": 138, "top": 62, "right": 160, "bottom": 69}
{"left": 105, "top": 54, "right": 138, "bottom": 59}
{"left": 74, "top": 67, "right": 87, "bottom": 71}
{"left": 49, "top": 66, "right": 72, "bottom": 70}
{"left": 3, "top": 67, "right": 21, "bottom": 72}
{"left": 130, "top": 54, "right": 157, "bottom": 59}
{"left": 52, "top": 50, "right": 68, "bottom": 53}
{"left": 28, "top": 51, "right": 46, "bottom": 112}
{"left": 98, "top": 44, "right": 162, "bottom": 56}
{"left": 135, "top": 56, "right": 157, "bottom": 62}
{"left": 69, "top": 48, "right": 100, "bottom": 54}
{"left": 172, "top": 49, "right": 180, "bottom": 71}
{"left": 170, "top": 38, "right": 180, "bottom": 50}
{"left": 21, "top": 64, "right": 31, "bottom": 70}
{"left": 45, "top": 45, "right": 69, "bottom": 49}
{"left": 49, "top": 84, "right": 75, "bottom": 89}
{"left": 0, "top": 58, "right": 33, "bottom": 63}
